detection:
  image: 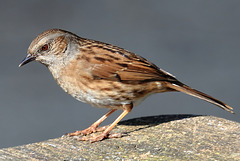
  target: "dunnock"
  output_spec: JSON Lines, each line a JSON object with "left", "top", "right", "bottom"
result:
{"left": 19, "top": 29, "right": 234, "bottom": 142}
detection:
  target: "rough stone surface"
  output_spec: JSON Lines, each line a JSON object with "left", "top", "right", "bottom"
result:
{"left": 0, "top": 115, "right": 239, "bottom": 160}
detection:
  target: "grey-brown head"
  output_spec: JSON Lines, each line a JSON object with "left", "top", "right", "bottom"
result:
{"left": 19, "top": 29, "right": 77, "bottom": 67}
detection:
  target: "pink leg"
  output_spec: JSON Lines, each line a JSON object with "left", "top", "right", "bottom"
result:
{"left": 68, "top": 109, "right": 117, "bottom": 136}
{"left": 78, "top": 104, "right": 133, "bottom": 142}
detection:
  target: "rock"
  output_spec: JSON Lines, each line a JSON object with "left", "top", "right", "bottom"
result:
{"left": 0, "top": 115, "right": 239, "bottom": 160}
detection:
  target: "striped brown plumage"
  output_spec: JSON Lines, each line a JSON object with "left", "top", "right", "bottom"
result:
{"left": 19, "top": 29, "right": 234, "bottom": 142}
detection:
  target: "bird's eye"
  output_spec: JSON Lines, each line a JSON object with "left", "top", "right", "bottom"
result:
{"left": 41, "top": 44, "right": 49, "bottom": 51}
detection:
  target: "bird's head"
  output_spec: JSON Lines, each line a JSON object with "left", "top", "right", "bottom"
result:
{"left": 19, "top": 29, "right": 76, "bottom": 67}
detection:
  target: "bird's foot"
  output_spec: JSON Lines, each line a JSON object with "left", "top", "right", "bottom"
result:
{"left": 66, "top": 125, "right": 110, "bottom": 136}
{"left": 77, "top": 132, "right": 122, "bottom": 143}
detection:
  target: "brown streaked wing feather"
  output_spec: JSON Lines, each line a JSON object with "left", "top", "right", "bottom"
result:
{"left": 84, "top": 44, "right": 178, "bottom": 83}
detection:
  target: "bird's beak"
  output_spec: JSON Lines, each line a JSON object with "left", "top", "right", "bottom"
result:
{"left": 19, "top": 54, "right": 36, "bottom": 67}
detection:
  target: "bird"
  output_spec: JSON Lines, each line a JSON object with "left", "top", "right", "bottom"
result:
{"left": 19, "top": 29, "right": 234, "bottom": 142}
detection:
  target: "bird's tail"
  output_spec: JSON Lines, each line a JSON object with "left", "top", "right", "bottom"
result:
{"left": 164, "top": 82, "right": 234, "bottom": 114}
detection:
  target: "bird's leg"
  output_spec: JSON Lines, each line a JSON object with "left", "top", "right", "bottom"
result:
{"left": 78, "top": 103, "right": 133, "bottom": 142}
{"left": 67, "top": 109, "right": 117, "bottom": 136}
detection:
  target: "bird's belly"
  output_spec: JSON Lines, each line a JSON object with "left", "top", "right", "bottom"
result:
{"left": 55, "top": 78, "right": 131, "bottom": 109}
{"left": 56, "top": 73, "right": 165, "bottom": 109}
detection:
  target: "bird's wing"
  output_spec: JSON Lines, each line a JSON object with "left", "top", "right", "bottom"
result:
{"left": 81, "top": 43, "right": 177, "bottom": 84}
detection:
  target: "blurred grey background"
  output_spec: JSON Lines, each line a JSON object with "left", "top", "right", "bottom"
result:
{"left": 0, "top": 0, "right": 239, "bottom": 149}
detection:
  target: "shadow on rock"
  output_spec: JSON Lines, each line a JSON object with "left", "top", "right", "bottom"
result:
{"left": 117, "top": 114, "right": 201, "bottom": 136}
{"left": 118, "top": 114, "right": 201, "bottom": 126}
